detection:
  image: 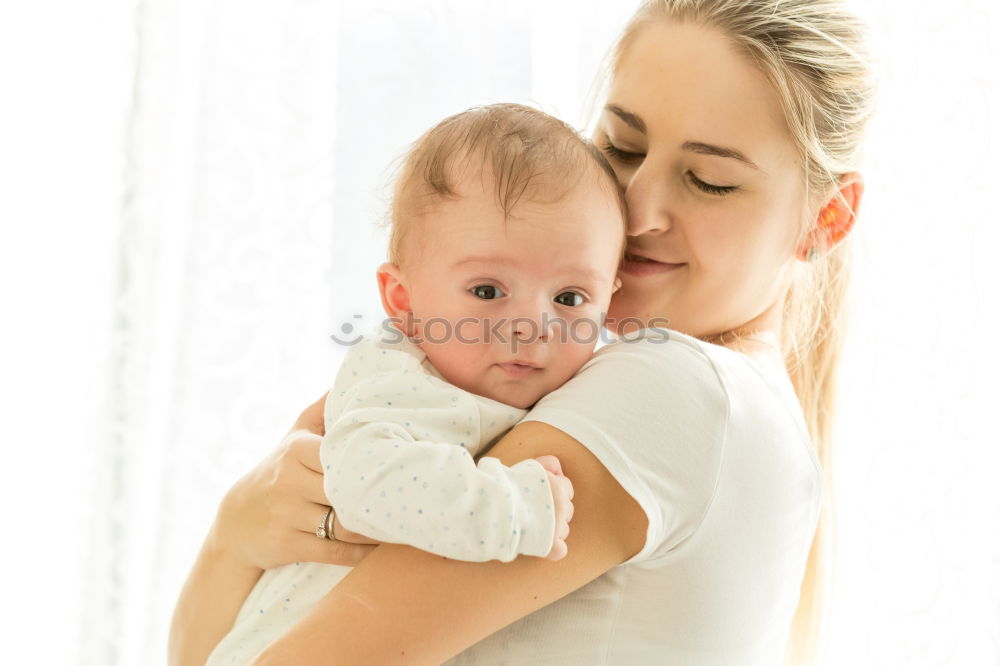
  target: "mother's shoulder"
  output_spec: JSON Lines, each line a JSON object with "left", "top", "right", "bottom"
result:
{"left": 590, "top": 327, "right": 725, "bottom": 378}
{"left": 560, "top": 327, "right": 733, "bottom": 415}
{"left": 593, "top": 327, "right": 767, "bottom": 376}
{"left": 581, "top": 326, "right": 784, "bottom": 410}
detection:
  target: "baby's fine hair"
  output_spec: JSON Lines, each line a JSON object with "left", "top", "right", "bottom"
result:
{"left": 388, "top": 103, "right": 626, "bottom": 265}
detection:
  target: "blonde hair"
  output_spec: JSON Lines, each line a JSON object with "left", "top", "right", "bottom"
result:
{"left": 608, "top": 2, "right": 876, "bottom": 664}
{"left": 388, "top": 103, "right": 627, "bottom": 267}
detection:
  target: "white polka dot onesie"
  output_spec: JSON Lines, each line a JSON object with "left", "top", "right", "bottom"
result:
{"left": 206, "top": 331, "right": 555, "bottom": 664}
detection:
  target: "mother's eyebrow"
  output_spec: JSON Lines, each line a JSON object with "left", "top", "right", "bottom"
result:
{"left": 607, "top": 104, "right": 761, "bottom": 171}
{"left": 682, "top": 141, "right": 760, "bottom": 170}
{"left": 605, "top": 104, "right": 646, "bottom": 133}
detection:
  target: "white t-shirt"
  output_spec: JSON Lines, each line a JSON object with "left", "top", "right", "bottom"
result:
{"left": 445, "top": 328, "right": 823, "bottom": 665}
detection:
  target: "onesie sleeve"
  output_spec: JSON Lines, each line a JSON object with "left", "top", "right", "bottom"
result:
{"left": 320, "top": 364, "right": 555, "bottom": 563}
{"left": 521, "top": 328, "right": 730, "bottom": 564}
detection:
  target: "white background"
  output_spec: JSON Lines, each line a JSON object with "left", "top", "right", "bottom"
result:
{"left": 0, "top": 1, "right": 997, "bottom": 664}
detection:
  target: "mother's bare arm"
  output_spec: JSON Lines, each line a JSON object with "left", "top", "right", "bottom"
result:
{"left": 251, "top": 420, "right": 648, "bottom": 665}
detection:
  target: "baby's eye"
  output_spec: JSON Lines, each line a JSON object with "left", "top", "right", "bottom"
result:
{"left": 553, "top": 291, "right": 584, "bottom": 307}
{"left": 471, "top": 285, "right": 505, "bottom": 300}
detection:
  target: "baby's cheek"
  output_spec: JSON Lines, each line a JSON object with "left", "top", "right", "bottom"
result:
{"left": 422, "top": 339, "right": 488, "bottom": 394}
{"left": 547, "top": 340, "right": 598, "bottom": 390}
{"left": 453, "top": 317, "right": 486, "bottom": 345}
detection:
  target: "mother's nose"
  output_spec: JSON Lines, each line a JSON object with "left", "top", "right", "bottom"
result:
{"left": 625, "top": 167, "right": 673, "bottom": 237}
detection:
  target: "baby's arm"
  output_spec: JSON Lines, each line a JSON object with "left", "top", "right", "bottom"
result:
{"left": 321, "top": 377, "right": 570, "bottom": 562}
{"left": 329, "top": 452, "right": 573, "bottom": 561}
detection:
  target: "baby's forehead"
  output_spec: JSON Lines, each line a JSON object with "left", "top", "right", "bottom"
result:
{"left": 398, "top": 164, "right": 625, "bottom": 277}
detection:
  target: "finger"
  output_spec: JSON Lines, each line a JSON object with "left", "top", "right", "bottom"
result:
{"left": 292, "top": 393, "right": 328, "bottom": 435}
{"left": 292, "top": 532, "right": 377, "bottom": 567}
{"left": 550, "top": 475, "right": 571, "bottom": 503}
{"left": 281, "top": 455, "right": 330, "bottom": 506}
{"left": 297, "top": 466, "right": 333, "bottom": 506}
{"left": 546, "top": 540, "right": 567, "bottom": 561}
{"left": 288, "top": 432, "right": 324, "bottom": 474}
{"left": 557, "top": 521, "right": 570, "bottom": 540}
{"left": 536, "top": 455, "right": 562, "bottom": 476}
{"left": 293, "top": 501, "right": 336, "bottom": 535}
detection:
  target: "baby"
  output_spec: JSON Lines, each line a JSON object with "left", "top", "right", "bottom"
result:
{"left": 207, "top": 103, "right": 626, "bottom": 664}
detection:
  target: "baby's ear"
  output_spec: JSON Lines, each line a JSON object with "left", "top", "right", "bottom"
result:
{"left": 376, "top": 262, "right": 414, "bottom": 333}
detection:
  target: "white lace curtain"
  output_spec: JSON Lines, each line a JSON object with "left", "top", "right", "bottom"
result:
{"left": 3, "top": 1, "right": 997, "bottom": 664}
{"left": 73, "top": 1, "right": 632, "bottom": 664}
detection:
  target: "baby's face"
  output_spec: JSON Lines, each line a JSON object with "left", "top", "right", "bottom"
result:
{"left": 398, "top": 171, "right": 624, "bottom": 408}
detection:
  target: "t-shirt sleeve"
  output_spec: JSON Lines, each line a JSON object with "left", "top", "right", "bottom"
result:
{"left": 520, "top": 329, "right": 730, "bottom": 564}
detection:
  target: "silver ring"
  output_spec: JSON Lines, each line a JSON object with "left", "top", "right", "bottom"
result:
{"left": 316, "top": 506, "right": 334, "bottom": 539}
{"left": 324, "top": 506, "right": 338, "bottom": 541}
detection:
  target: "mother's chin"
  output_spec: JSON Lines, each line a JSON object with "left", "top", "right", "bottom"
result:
{"left": 606, "top": 276, "right": 686, "bottom": 336}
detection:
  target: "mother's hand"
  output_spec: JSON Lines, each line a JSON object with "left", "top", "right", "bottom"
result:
{"left": 211, "top": 394, "right": 377, "bottom": 570}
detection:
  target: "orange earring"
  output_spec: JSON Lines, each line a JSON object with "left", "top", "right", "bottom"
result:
{"left": 805, "top": 205, "right": 837, "bottom": 262}
{"left": 819, "top": 205, "right": 838, "bottom": 228}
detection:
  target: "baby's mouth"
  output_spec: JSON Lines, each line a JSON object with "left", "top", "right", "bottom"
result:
{"left": 496, "top": 361, "right": 542, "bottom": 378}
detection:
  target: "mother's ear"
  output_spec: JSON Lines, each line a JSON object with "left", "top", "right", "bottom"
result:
{"left": 797, "top": 172, "right": 864, "bottom": 261}
{"left": 376, "top": 262, "right": 414, "bottom": 334}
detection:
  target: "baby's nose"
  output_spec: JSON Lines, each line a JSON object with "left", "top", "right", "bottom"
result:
{"left": 512, "top": 316, "right": 546, "bottom": 341}
{"left": 510, "top": 303, "right": 560, "bottom": 342}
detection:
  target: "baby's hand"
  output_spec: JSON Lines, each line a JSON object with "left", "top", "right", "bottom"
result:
{"left": 534, "top": 455, "right": 575, "bottom": 561}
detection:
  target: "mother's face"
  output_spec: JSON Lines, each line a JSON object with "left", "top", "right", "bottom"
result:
{"left": 596, "top": 20, "right": 806, "bottom": 338}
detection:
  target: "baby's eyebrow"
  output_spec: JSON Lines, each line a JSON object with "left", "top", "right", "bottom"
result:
{"left": 451, "top": 255, "right": 520, "bottom": 275}
{"left": 453, "top": 256, "right": 609, "bottom": 286}
{"left": 452, "top": 255, "right": 516, "bottom": 268}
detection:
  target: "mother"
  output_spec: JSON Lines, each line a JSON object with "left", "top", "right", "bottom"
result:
{"left": 170, "top": 1, "right": 874, "bottom": 664}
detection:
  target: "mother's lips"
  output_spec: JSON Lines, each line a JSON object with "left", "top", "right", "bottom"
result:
{"left": 621, "top": 251, "right": 686, "bottom": 277}
{"left": 624, "top": 250, "right": 680, "bottom": 263}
